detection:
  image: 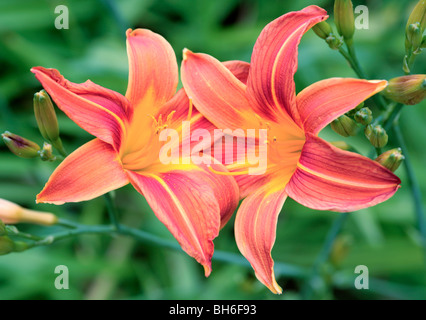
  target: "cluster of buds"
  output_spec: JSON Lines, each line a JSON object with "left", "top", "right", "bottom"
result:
{"left": 312, "top": 21, "right": 343, "bottom": 50}
{"left": 2, "top": 90, "right": 65, "bottom": 161}
{"left": 0, "top": 220, "right": 30, "bottom": 256}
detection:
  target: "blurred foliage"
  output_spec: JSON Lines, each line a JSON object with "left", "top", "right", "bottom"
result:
{"left": 0, "top": 0, "right": 425, "bottom": 300}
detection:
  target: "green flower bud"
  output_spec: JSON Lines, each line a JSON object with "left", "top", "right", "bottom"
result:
{"left": 384, "top": 74, "right": 426, "bottom": 105}
{"left": 354, "top": 107, "right": 373, "bottom": 125}
{"left": 330, "top": 115, "right": 358, "bottom": 137}
{"left": 334, "top": 0, "right": 355, "bottom": 42}
{"left": 406, "top": 0, "right": 426, "bottom": 33}
{"left": 0, "top": 236, "right": 15, "bottom": 255}
{"left": 34, "top": 90, "right": 60, "bottom": 143}
{"left": 407, "top": 23, "right": 423, "bottom": 53}
{"left": 405, "top": 0, "right": 426, "bottom": 52}
{"left": 365, "top": 124, "right": 388, "bottom": 148}
{"left": 313, "top": 21, "right": 333, "bottom": 39}
{"left": 375, "top": 148, "right": 404, "bottom": 172}
{"left": 0, "top": 221, "right": 6, "bottom": 237}
{"left": 2, "top": 131, "right": 40, "bottom": 158}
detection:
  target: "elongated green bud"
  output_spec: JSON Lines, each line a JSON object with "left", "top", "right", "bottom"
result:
{"left": 0, "top": 236, "right": 15, "bottom": 255}
{"left": 0, "top": 221, "right": 6, "bottom": 237}
{"left": 334, "top": 0, "right": 355, "bottom": 42}
{"left": 405, "top": 0, "right": 426, "bottom": 52}
{"left": 34, "top": 90, "right": 60, "bottom": 143}
{"left": 354, "top": 107, "right": 373, "bottom": 125}
{"left": 2, "top": 131, "right": 40, "bottom": 158}
{"left": 384, "top": 74, "right": 426, "bottom": 105}
{"left": 313, "top": 21, "right": 333, "bottom": 39}
{"left": 330, "top": 115, "right": 358, "bottom": 137}
{"left": 365, "top": 124, "right": 388, "bottom": 148}
{"left": 375, "top": 148, "right": 404, "bottom": 172}
{"left": 406, "top": 0, "right": 426, "bottom": 33}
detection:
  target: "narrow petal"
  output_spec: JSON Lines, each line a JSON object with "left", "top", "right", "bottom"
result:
{"left": 31, "top": 67, "right": 128, "bottom": 151}
{"left": 125, "top": 29, "right": 178, "bottom": 111}
{"left": 37, "top": 139, "right": 129, "bottom": 204}
{"left": 296, "top": 78, "right": 388, "bottom": 135}
{"left": 286, "top": 134, "right": 401, "bottom": 212}
{"left": 235, "top": 185, "right": 287, "bottom": 294}
{"left": 181, "top": 49, "right": 257, "bottom": 130}
{"left": 246, "top": 5, "right": 327, "bottom": 124}
{"left": 128, "top": 162, "right": 239, "bottom": 275}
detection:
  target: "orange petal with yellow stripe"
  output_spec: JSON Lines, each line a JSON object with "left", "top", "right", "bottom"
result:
{"left": 235, "top": 185, "right": 287, "bottom": 294}
{"left": 286, "top": 134, "right": 401, "bottom": 211}
{"left": 246, "top": 5, "right": 327, "bottom": 124}
{"left": 296, "top": 78, "right": 387, "bottom": 135}
{"left": 125, "top": 28, "right": 178, "bottom": 112}
{"left": 37, "top": 139, "right": 129, "bottom": 204}
{"left": 127, "top": 162, "right": 239, "bottom": 275}
{"left": 181, "top": 50, "right": 256, "bottom": 130}
{"left": 31, "top": 67, "right": 128, "bottom": 151}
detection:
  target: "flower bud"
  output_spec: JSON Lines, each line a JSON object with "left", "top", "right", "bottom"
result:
{"left": 365, "top": 124, "right": 388, "bottom": 148}
{"left": 334, "top": 0, "right": 355, "bottom": 42}
{"left": 354, "top": 107, "right": 373, "bottom": 125}
{"left": 0, "top": 198, "right": 58, "bottom": 226}
{"left": 0, "top": 236, "right": 15, "bottom": 255}
{"left": 375, "top": 148, "right": 404, "bottom": 172}
{"left": 0, "top": 221, "right": 6, "bottom": 236}
{"left": 383, "top": 74, "right": 426, "bottom": 105}
{"left": 313, "top": 21, "right": 333, "bottom": 39}
{"left": 34, "top": 90, "right": 60, "bottom": 143}
{"left": 406, "top": 0, "right": 426, "bottom": 33}
{"left": 330, "top": 115, "right": 358, "bottom": 137}
{"left": 2, "top": 131, "right": 40, "bottom": 159}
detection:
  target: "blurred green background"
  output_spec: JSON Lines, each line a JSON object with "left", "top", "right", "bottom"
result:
{"left": 0, "top": 0, "right": 425, "bottom": 300}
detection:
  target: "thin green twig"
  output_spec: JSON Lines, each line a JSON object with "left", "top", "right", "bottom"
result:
{"left": 392, "top": 123, "right": 426, "bottom": 265}
{"left": 301, "top": 212, "right": 350, "bottom": 299}
{"left": 103, "top": 193, "right": 121, "bottom": 231}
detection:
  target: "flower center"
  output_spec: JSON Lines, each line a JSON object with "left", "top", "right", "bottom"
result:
{"left": 120, "top": 110, "right": 176, "bottom": 172}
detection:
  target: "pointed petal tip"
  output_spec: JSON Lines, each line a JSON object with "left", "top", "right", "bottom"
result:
{"left": 203, "top": 263, "right": 212, "bottom": 277}
{"left": 182, "top": 48, "right": 193, "bottom": 61}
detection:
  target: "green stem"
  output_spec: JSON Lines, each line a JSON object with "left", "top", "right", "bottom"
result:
{"left": 52, "top": 138, "right": 67, "bottom": 158}
{"left": 302, "top": 212, "right": 350, "bottom": 299}
{"left": 25, "top": 222, "right": 307, "bottom": 278}
{"left": 383, "top": 103, "right": 403, "bottom": 131}
{"left": 392, "top": 124, "right": 426, "bottom": 264}
{"left": 103, "top": 193, "right": 121, "bottom": 231}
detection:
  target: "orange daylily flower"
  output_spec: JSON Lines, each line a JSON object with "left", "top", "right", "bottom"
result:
{"left": 181, "top": 6, "right": 401, "bottom": 293}
{"left": 31, "top": 29, "right": 241, "bottom": 275}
